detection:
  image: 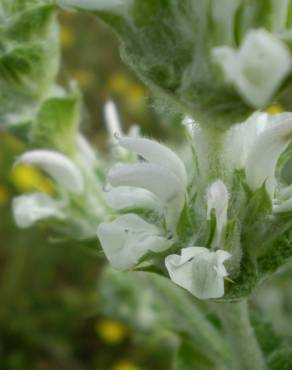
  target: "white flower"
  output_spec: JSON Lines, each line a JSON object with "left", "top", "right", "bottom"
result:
{"left": 225, "top": 112, "right": 269, "bottom": 170}
{"left": 104, "top": 100, "right": 123, "bottom": 140}
{"left": 165, "top": 247, "right": 231, "bottom": 299}
{"left": 13, "top": 193, "right": 64, "bottom": 228}
{"left": 104, "top": 186, "right": 160, "bottom": 211}
{"left": 245, "top": 116, "right": 292, "bottom": 197}
{"left": 273, "top": 197, "right": 292, "bottom": 213}
{"left": 207, "top": 180, "right": 229, "bottom": 248}
{"left": 17, "top": 150, "right": 84, "bottom": 193}
{"left": 97, "top": 214, "right": 172, "bottom": 271}
{"left": 107, "top": 136, "right": 187, "bottom": 231}
{"left": 213, "top": 29, "right": 291, "bottom": 107}
{"left": 224, "top": 113, "right": 292, "bottom": 203}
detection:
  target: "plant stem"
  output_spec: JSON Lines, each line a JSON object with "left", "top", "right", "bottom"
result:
{"left": 216, "top": 299, "right": 267, "bottom": 370}
{"left": 144, "top": 273, "right": 231, "bottom": 368}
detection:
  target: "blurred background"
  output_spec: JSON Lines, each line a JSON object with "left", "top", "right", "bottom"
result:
{"left": 0, "top": 10, "right": 171, "bottom": 370}
{"left": 1, "top": 8, "right": 292, "bottom": 370}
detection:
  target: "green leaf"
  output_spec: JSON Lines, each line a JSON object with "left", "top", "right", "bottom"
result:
{"left": 251, "top": 314, "right": 282, "bottom": 357}
{"left": 257, "top": 232, "right": 292, "bottom": 277}
{"left": 30, "top": 89, "right": 81, "bottom": 155}
{"left": 241, "top": 183, "right": 272, "bottom": 253}
{"left": 0, "top": 0, "right": 59, "bottom": 129}
{"left": 268, "top": 347, "right": 292, "bottom": 370}
{"left": 173, "top": 339, "right": 216, "bottom": 370}
{"left": 244, "top": 184, "right": 272, "bottom": 228}
{"left": 58, "top": 0, "right": 292, "bottom": 128}
{"left": 221, "top": 253, "right": 258, "bottom": 301}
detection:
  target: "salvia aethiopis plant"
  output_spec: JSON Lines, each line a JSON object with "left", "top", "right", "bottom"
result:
{"left": 3, "top": 0, "right": 292, "bottom": 369}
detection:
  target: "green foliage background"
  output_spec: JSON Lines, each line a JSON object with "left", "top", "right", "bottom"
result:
{"left": 1, "top": 5, "right": 292, "bottom": 370}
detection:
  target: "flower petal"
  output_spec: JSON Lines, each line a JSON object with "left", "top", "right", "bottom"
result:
{"left": 97, "top": 214, "right": 171, "bottom": 270}
{"left": 118, "top": 136, "right": 187, "bottom": 187}
{"left": 273, "top": 197, "right": 292, "bottom": 213}
{"left": 104, "top": 100, "right": 123, "bottom": 140}
{"left": 107, "top": 162, "right": 185, "bottom": 230}
{"left": 213, "top": 29, "right": 291, "bottom": 107}
{"left": 17, "top": 150, "right": 84, "bottom": 193}
{"left": 246, "top": 117, "right": 292, "bottom": 196}
{"left": 165, "top": 247, "right": 231, "bottom": 299}
{"left": 225, "top": 112, "right": 268, "bottom": 169}
{"left": 104, "top": 186, "right": 160, "bottom": 211}
{"left": 13, "top": 193, "right": 64, "bottom": 228}
{"left": 207, "top": 180, "right": 229, "bottom": 248}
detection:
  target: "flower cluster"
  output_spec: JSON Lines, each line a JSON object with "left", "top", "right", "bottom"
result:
{"left": 97, "top": 132, "right": 232, "bottom": 299}
{"left": 97, "top": 110, "right": 292, "bottom": 300}
{"left": 12, "top": 134, "right": 107, "bottom": 239}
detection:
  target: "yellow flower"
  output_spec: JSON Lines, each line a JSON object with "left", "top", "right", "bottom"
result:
{"left": 60, "top": 26, "right": 74, "bottom": 49}
{"left": 0, "top": 185, "right": 10, "bottom": 205}
{"left": 10, "top": 165, "right": 54, "bottom": 194}
{"left": 126, "top": 84, "right": 145, "bottom": 109}
{"left": 72, "top": 70, "right": 95, "bottom": 89}
{"left": 111, "top": 360, "right": 142, "bottom": 370}
{"left": 108, "top": 73, "right": 130, "bottom": 94}
{"left": 265, "top": 104, "right": 284, "bottom": 115}
{"left": 95, "top": 319, "right": 128, "bottom": 345}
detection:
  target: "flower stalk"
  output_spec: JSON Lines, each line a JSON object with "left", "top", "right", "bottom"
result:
{"left": 216, "top": 300, "right": 267, "bottom": 370}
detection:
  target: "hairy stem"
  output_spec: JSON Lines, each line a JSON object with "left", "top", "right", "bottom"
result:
{"left": 216, "top": 300, "right": 267, "bottom": 370}
{"left": 144, "top": 273, "right": 231, "bottom": 368}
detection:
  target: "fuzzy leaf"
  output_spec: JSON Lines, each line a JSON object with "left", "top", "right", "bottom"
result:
{"left": 59, "top": 0, "right": 292, "bottom": 128}
{"left": 0, "top": 0, "right": 59, "bottom": 128}
{"left": 174, "top": 339, "right": 216, "bottom": 370}
{"left": 268, "top": 347, "right": 292, "bottom": 370}
{"left": 30, "top": 91, "right": 81, "bottom": 155}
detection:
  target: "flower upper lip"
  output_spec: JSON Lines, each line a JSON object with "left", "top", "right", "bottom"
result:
{"left": 105, "top": 136, "right": 188, "bottom": 232}
{"left": 16, "top": 149, "right": 84, "bottom": 194}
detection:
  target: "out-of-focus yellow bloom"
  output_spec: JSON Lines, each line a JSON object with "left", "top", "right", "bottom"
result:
{"left": 72, "top": 70, "right": 95, "bottom": 89}
{"left": 10, "top": 165, "right": 54, "bottom": 193}
{"left": 0, "top": 185, "right": 10, "bottom": 205}
{"left": 126, "top": 84, "right": 145, "bottom": 109}
{"left": 112, "top": 360, "right": 142, "bottom": 370}
{"left": 60, "top": 26, "right": 74, "bottom": 49}
{"left": 108, "top": 73, "right": 130, "bottom": 94}
{"left": 96, "top": 319, "right": 128, "bottom": 345}
{"left": 265, "top": 104, "right": 284, "bottom": 115}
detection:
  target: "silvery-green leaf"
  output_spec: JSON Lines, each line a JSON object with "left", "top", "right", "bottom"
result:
{"left": 12, "top": 193, "right": 64, "bottom": 228}
{"left": 17, "top": 150, "right": 84, "bottom": 193}
{"left": 57, "top": 0, "right": 292, "bottom": 128}
{"left": 213, "top": 29, "right": 291, "bottom": 108}
{"left": 0, "top": 0, "right": 59, "bottom": 128}
{"left": 165, "top": 247, "right": 231, "bottom": 299}
{"left": 30, "top": 90, "right": 81, "bottom": 155}
{"left": 97, "top": 213, "right": 171, "bottom": 270}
